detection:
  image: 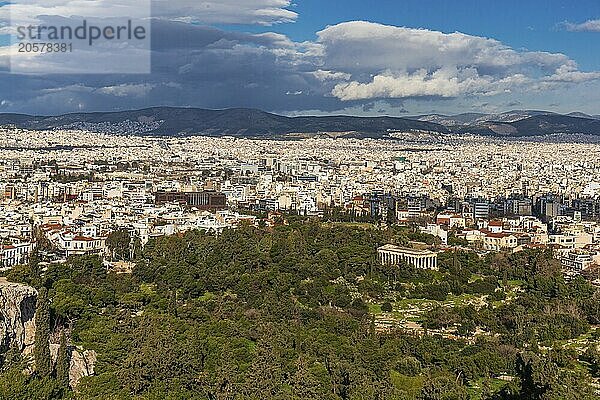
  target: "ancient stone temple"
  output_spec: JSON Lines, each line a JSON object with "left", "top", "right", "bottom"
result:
{"left": 378, "top": 244, "right": 438, "bottom": 270}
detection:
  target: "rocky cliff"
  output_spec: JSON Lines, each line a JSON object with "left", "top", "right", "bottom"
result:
{"left": 0, "top": 278, "right": 37, "bottom": 355}
{"left": 50, "top": 344, "right": 97, "bottom": 388}
{"left": 0, "top": 278, "right": 96, "bottom": 387}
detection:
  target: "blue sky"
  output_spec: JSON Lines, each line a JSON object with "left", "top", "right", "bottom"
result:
{"left": 2, "top": 0, "right": 600, "bottom": 115}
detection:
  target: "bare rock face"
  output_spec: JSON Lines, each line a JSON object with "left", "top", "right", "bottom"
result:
{"left": 69, "top": 348, "right": 97, "bottom": 388}
{"left": 0, "top": 278, "right": 37, "bottom": 355}
{"left": 0, "top": 278, "right": 96, "bottom": 388}
{"left": 50, "top": 344, "right": 97, "bottom": 388}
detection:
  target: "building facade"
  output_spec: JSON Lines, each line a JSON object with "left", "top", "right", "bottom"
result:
{"left": 378, "top": 244, "right": 438, "bottom": 269}
{"left": 0, "top": 242, "right": 33, "bottom": 269}
{"left": 154, "top": 191, "right": 227, "bottom": 210}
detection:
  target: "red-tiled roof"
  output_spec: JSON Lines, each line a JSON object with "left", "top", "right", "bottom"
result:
{"left": 72, "top": 236, "right": 94, "bottom": 242}
{"left": 486, "top": 233, "right": 512, "bottom": 239}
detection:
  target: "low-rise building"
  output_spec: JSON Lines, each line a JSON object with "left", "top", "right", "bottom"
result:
{"left": 559, "top": 250, "right": 597, "bottom": 271}
{"left": 0, "top": 242, "right": 33, "bottom": 269}
{"left": 483, "top": 232, "right": 518, "bottom": 252}
{"left": 56, "top": 232, "right": 107, "bottom": 257}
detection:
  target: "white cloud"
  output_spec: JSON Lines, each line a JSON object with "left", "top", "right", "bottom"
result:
{"left": 316, "top": 21, "right": 570, "bottom": 73}
{"left": 154, "top": 0, "right": 297, "bottom": 25}
{"left": 562, "top": 19, "right": 600, "bottom": 32}
{"left": 544, "top": 65, "right": 600, "bottom": 83}
{"left": 311, "top": 70, "right": 351, "bottom": 82}
{"left": 331, "top": 68, "right": 530, "bottom": 101}
{"left": 97, "top": 83, "right": 155, "bottom": 97}
{"left": 314, "top": 21, "right": 600, "bottom": 101}
{"left": 39, "top": 84, "right": 95, "bottom": 94}
{"left": 1, "top": 0, "right": 297, "bottom": 27}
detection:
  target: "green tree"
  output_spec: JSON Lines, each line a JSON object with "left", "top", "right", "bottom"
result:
{"left": 34, "top": 287, "right": 52, "bottom": 378}
{"left": 56, "top": 331, "right": 70, "bottom": 389}
{"left": 420, "top": 373, "right": 468, "bottom": 400}
{"left": 105, "top": 229, "right": 131, "bottom": 261}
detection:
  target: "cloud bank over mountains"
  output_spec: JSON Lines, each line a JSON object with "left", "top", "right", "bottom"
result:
{"left": 0, "top": 0, "right": 599, "bottom": 115}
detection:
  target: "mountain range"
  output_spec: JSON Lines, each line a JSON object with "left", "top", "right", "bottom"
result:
{"left": 2, "top": 107, "right": 600, "bottom": 138}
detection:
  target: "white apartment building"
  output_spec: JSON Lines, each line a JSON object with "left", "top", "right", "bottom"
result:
{"left": 483, "top": 233, "right": 518, "bottom": 252}
{"left": 0, "top": 242, "right": 33, "bottom": 269}
{"left": 56, "top": 232, "right": 107, "bottom": 257}
{"left": 558, "top": 250, "right": 599, "bottom": 271}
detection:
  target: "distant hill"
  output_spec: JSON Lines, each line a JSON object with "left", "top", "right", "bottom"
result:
{"left": 566, "top": 112, "right": 600, "bottom": 120}
{"left": 450, "top": 114, "right": 600, "bottom": 136}
{"left": 0, "top": 107, "right": 448, "bottom": 138}
{"left": 2, "top": 107, "right": 600, "bottom": 138}
{"left": 407, "top": 111, "right": 600, "bottom": 137}
{"left": 409, "top": 110, "right": 557, "bottom": 126}
{"left": 410, "top": 113, "right": 487, "bottom": 126}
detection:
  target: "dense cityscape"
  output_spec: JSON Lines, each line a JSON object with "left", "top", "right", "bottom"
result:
{"left": 0, "top": 125, "right": 599, "bottom": 398}
{"left": 3, "top": 128, "right": 600, "bottom": 277}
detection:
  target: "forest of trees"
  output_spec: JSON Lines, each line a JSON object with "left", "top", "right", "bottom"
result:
{"left": 0, "top": 220, "right": 599, "bottom": 399}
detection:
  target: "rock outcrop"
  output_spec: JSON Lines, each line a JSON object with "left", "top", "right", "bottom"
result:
{"left": 0, "top": 278, "right": 96, "bottom": 387}
{"left": 69, "top": 348, "right": 97, "bottom": 388}
{"left": 0, "top": 278, "right": 37, "bottom": 355}
{"left": 50, "top": 344, "right": 97, "bottom": 388}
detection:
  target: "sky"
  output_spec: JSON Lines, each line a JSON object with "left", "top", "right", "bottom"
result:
{"left": 1, "top": 0, "right": 600, "bottom": 116}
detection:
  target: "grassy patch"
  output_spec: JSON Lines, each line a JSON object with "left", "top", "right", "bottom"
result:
{"left": 139, "top": 283, "right": 156, "bottom": 295}
{"left": 467, "top": 377, "right": 509, "bottom": 399}
{"left": 390, "top": 371, "right": 424, "bottom": 399}
{"left": 368, "top": 303, "right": 382, "bottom": 314}
{"left": 198, "top": 291, "right": 217, "bottom": 302}
{"left": 506, "top": 279, "right": 524, "bottom": 287}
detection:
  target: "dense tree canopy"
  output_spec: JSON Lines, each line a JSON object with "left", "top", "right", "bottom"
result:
{"left": 1, "top": 221, "right": 598, "bottom": 399}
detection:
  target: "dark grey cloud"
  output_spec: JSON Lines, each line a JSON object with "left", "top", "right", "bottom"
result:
{"left": 0, "top": 21, "right": 346, "bottom": 114}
